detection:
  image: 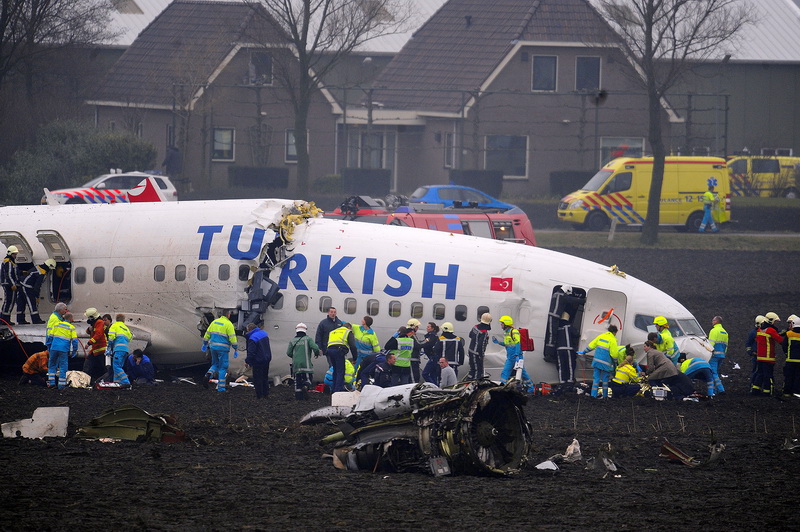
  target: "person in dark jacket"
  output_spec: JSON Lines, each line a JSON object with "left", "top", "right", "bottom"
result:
{"left": 420, "top": 322, "right": 441, "bottom": 385}
{"left": 362, "top": 353, "right": 395, "bottom": 388}
{"left": 16, "top": 259, "right": 55, "bottom": 324}
{"left": 434, "top": 322, "right": 465, "bottom": 376}
{"left": 126, "top": 350, "right": 155, "bottom": 385}
{"left": 467, "top": 313, "right": 491, "bottom": 380}
{"left": 245, "top": 323, "right": 272, "bottom": 399}
{"left": 315, "top": 307, "right": 343, "bottom": 366}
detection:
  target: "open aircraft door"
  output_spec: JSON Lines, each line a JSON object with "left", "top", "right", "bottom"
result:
{"left": 36, "top": 230, "right": 72, "bottom": 304}
{"left": 0, "top": 231, "right": 35, "bottom": 264}
{"left": 577, "top": 289, "right": 627, "bottom": 377}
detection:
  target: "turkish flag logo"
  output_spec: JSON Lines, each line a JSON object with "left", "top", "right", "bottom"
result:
{"left": 490, "top": 277, "right": 513, "bottom": 291}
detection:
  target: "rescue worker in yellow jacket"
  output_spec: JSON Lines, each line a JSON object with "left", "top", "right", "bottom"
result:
{"left": 698, "top": 182, "right": 720, "bottom": 233}
{"left": 202, "top": 310, "right": 238, "bottom": 392}
{"left": 609, "top": 354, "right": 641, "bottom": 398}
{"left": 578, "top": 324, "right": 619, "bottom": 399}
{"left": 107, "top": 314, "right": 133, "bottom": 387}
{"left": 327, "top": 322, "right": 357, "bottom": 392}
{"left": 653, "top": 316, "right": 680, "bottom": 365}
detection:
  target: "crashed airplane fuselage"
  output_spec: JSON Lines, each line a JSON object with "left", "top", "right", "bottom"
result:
{"left": 301, "top": 380, "right": 532, "bottom": 476}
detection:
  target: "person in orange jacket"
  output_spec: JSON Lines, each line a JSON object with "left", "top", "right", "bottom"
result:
{"left": 19, "top": 349, "right": 49, "bottom": 386}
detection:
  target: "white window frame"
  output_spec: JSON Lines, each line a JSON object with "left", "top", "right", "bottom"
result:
{"left": 484, "top": 134, "right": 529, "bottom": 179}
{"left": 575, "top": 56, "right": 601, "bottom": 91}
{"left": 212, "top": 128, "right": 235, "bottom": 162}
{"left": 444, "top": 131, "right": 455, "bottom": 168}
{"left": 347, "top": 130, "right": 396, "bottom": 169}
{"left": 285, "top": 129, "right": 298, "bottom": 163}
{"left": 531, "top": 55, "right": 558, "bottom": 92}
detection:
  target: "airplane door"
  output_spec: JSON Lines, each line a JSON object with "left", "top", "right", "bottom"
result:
{"left": 36, "top": 230, "right": 72, "bottom": 303}
{"left": 0, "top": 231, "right": 35, "bottom": 263}
{"left": 578, "top": 288, "right": 627, "bottom": 350}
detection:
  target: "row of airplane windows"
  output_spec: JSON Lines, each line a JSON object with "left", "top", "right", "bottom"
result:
{"left": 72, "top": 264, "right": 490, "bottom": 324}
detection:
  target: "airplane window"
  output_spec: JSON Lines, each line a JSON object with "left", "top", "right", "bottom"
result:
{"left": 175, "top": 265, "right": 186, "bottom": 282}
{"left": 343, "top": 297, "right": 357, "bottom": 314}
{"left": 455, "top": 305, "right": 467, "bottom": 321}
{"left": 367, "top": 299, "right": 379, "bottom": 316}
{"left": 319, "top": 296, "right": 332, "bottom": 312}
{"left": 410, "top": 302, "right": 423, "bottom": 319}
{"left": 477, "top": 306, "right": 489, "bottom": 321}
{"left": 218, "top": 264, "right": 230, "bottom": 281}
{"left": 154, "top": 265, "right": 165, "bottom": 282}
{"left": 197, "top": 264, "right": 209, "bottom": 281}
{"left": 112, "top": 266, "right": 124, "bottom": 283}
{"left": 389, "top": 300, "right": 401, "bottom": 318}
{"left": 433, "top": 303, "right": 445, "bottom": 320}
{"left": 272, "top": 294, "right": 284, "bottom": 310}
{"left": 93, "top": 267, "right": 105, "bottom": 284}
{"left": 296, "top": 295, "right": 309, "bottom": 311}
{"left": 75, "top": 267, "right": 86, "bottom": 284}
{"left": 238, "top": 265, "right": 250, "bottom": 281}
{"left": 634, "top": 314, "right": 654, "bottom": 332}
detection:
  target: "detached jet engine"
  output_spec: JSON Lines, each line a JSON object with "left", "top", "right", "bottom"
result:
{"left": 301, "top": 380, "right": 532, "bottom": 476}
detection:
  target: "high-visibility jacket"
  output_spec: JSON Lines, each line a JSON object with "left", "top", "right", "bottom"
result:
{"left": 45, "top": 311, "right": 63, "bottom": 347}
{"left": 327, "top": 326, "right": 351, "bottom": 349}
{"left": 786, "top": 328, "right": 800, "bottom": 363}
{"left": 50, "top": 318, "right": 78, "bottom": 354}
{"left": 108, "top": 321, "right": 133, "bottom": 353}
{"left": 22, "top": 350, "right": 49, "bottom": 374}
{"left": 756, "top": 325, "right": 784, "bottom": 363}
{"left": 353, "top": 325, "right": 380, "bottom": 358}
{"left": 680, "top": 357, "right": 712, "bottom": 375}
{"left": 708, "top": 323, "right": 728, "bottom": 358}
{"left": 87, "top": 319, "right": 107, "bottom": 355}
{"left": 325, "top": 360, "right": 355, "bottom": 385}
{"left": 655, "top": 328, "right": 679, "bottom": 363}
{"left": 587, "top": 331, "right": 618, "bottom": 371}
{"left": 393, "top": 336, "right": 414, "bottom": 368}
{"left": 703, "top": 190, "right": 718, "bottom": 207}
{"left": 203, "top": 316, "right": 237, "bottom": 352}
{"left": 612, "top": 363, "right": 639, "bottom": 385}
{"left": 501, "top": 328, "right": 522, "bottom": 360}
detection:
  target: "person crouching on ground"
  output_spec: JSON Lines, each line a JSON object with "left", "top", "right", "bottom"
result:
{"left": 643, "top": 336, "right": 694, "bottom": 400}
{"left": 245, "top": 323, "right": 272, "bottom": 399}
{"left": 19, "top": 349, "right": 49, "bottom": 386}
{"left": 609, "top": 354, "right": 641, "bottom": 398}
{"left": 126, "top": 349, "right": 155, "bottom": 385}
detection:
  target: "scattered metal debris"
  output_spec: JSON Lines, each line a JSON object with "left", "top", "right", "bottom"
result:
{"left": 781, "top": 438, "right": 800, "bottom": 451}
{"left": 304, "top": 380, "right": 532, "bottom": 476}
{"left": 75, "top": 404, "right": 186, "bottom": 443}
{"left": 659, "top": 438, "right": 725, "bottom": 467}
{"left": 2, "top": 407, "right": 69, "bottom": 439}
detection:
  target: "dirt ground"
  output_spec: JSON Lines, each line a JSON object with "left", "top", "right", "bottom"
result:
{"left": 2, "top": 247, "right": 800, "bottom": 531}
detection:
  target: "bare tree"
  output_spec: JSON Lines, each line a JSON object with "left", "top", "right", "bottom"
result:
{"left": 244, "top": 0, "right": 411, "bottom": 196}
{"left": 0, "top": 0, "right": 116, "bottom": 93}
{"left": 595, "top": 0, "right": 751, "bottom": 244}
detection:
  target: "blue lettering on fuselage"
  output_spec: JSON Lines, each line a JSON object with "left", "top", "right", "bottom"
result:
{"left": 278, "top": 253, "right": 459, "bottom": 299}
{"left": 198, "top": 225, "right": 266, "bottom": 261}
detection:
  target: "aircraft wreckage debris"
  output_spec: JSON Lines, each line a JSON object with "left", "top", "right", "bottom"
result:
{"left": 301, "top": 380, "right": 532, "bottom": 476}
{"left": 75, "top": 404, "right": 186, "bottom": 443}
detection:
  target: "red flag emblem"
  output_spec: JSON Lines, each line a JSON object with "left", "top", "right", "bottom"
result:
{"left": 490, "top": 277, "right": 513, "bottom": 291}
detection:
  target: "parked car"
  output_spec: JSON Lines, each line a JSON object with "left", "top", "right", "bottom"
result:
{"left": 408, "top": 185, "right": 522, "bottom": 213}
{"left": 42, "top": 172, "right": 178, "bottom": 204}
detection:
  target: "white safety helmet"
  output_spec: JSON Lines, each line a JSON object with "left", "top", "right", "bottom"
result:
{"left": 480, "top": 313, "right": 492, "bottom": 324}
{"left": 295, "top": 323, "right": 308, "bottom": 332}
{"left": 441, "top": 322, "right": 454, "bottom": 333}
{"left": 84, "top": 308, "right": 100, "bottom": 319}
{"left": 44, "top": 259, "right": 56, "bottom": 270}
{"left": 6, "top": 245, "right": 18, "bottom": 254}
{"left": 755, "top": 315, "right": 766, "bottom": 327}
{"left": 406, "top": 318, "right": 421, "bottom": 328}
{"left": 765, "top": 312, "right": 780, "bottom": 324}
{"left": 561, "top": 285, "right": 572, "bottom": 295}
{"left": 788, "top": 314, "right": 799, "bottom": 326}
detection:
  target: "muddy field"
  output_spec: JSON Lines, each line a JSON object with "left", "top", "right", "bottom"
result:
{"left": 2, "top": 247, "right": 800, "bottom": 531}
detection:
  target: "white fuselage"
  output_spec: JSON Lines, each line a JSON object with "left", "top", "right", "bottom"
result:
{"left": 0, "top": 199, "right": 711, "bottom": 381}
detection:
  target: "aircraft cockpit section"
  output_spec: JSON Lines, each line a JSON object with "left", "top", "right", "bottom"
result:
{"left": 36, "top": 230, "right": 72, "bottom": 304}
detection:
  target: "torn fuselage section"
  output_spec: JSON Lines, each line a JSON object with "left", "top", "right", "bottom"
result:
{"left": 307, "top": 380, "right": 532, "bottom": 476}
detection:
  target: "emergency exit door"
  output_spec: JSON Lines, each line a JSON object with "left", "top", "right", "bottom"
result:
{"left": 578, "top": 288, "right": 628, "bottom": 350}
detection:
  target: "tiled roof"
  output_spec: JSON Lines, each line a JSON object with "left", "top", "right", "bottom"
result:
{"left": 106, "top": 0, "right": 173, "bottom": 47}
{"left": 371, "top": 0, "right": 618, "bottom": 113}
{"left": 93, "top": 1, "right": 281, "bottom": 107}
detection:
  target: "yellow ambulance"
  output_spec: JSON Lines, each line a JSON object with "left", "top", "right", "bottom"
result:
{"left": 727, "top": 156, "right": 800, "bottom": 198}
{"left": 557, "top": 156, "right": 731, "bottom": 231}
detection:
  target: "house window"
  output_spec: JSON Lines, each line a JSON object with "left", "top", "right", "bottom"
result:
{"left": 285, "top": 129, "right": 298, "bottom": 163}
{"left": 485, "top": 135, "right": 528, "bottom": 178}
{"left": 444, "top": 132, "right": 455, "bottom": 168}
{"left": 600, "top": 137, "right": 644, "bottom": 165}
{"left": 348, "top": 130, "right": 395, "bottom": 169}
{"left": 212, "top": 128, "right": 235, "bottom": 161}
{"left": 532, "top": 56, "right": 557, "bottom": 91}
{"left": 249, "top": 52, "right": 272, "bottom": 85}
{"left": 576, "top": 56, "right": 601, "bottom": 91}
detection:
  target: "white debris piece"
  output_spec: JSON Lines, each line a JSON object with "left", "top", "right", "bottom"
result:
{"left": 2, "top": 407, "right": 69, "bottom": 439}
{"left": 332, "top": 390, "right": 361, "bottom": 407}
{"left": 564, "top": 438, "right": 583, "bottom": 463}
